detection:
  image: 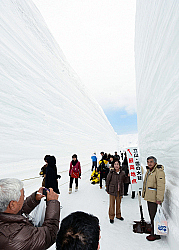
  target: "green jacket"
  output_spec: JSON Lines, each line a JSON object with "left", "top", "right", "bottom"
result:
{"left": 142, "top": 164, "right": 165, "bottom": 203}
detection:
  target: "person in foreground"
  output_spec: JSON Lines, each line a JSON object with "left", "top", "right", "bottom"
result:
{"left": 56, "top": 211, "right": 101, "bottom": 250}
{"left": 0, "top": 178, "right": 60, "bottom": 250}
{"left": 142, "top": 156, "right": 165, "bottom": 241}
{"left": 106, "top": 159, "right": 126, "bottom": 224}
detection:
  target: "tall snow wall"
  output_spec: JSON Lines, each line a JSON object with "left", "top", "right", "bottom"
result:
{"left": 135, "top": 0, "right": 179, "bottom": 248}
{"left": 0, "top": 0, "right": 118, "bottom": 179}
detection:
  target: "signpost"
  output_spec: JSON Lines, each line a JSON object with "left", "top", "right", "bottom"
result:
{"left": 126, "top": 147, "right": 151, "bottom": 233}
{"left": 126, "top": 147, "right": 143, "bottom": 192}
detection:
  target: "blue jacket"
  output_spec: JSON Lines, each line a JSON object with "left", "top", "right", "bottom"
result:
{"left": 91, "top": 155, "right": 97, "bottom": 162}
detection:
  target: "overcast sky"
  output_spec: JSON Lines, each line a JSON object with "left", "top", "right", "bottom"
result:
{"left": 32, "top": 0, "right": 137, "bottom": 134}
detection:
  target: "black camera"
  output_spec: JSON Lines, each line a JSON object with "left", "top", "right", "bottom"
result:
{"left": 43, "top": 188, "right": 50, "bottom": 196}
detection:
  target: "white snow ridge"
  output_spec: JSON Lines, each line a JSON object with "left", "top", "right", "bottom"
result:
{"left": 0, "top": 0, "right": 118, "bottom": 178}
{"left": 135, "top": 0, "right": 179, "bottom": 249}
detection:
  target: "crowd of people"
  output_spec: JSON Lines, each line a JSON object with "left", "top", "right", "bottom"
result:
{"left": 0, "top": 152, "right": 165, "bottom": 249}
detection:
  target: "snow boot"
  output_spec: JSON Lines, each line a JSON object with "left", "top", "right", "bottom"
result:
{"left": 75, "top": 187, "right": 78, "bottom": 192}
{"left": 69, "top": 188, "right": 72, "bottom": 194}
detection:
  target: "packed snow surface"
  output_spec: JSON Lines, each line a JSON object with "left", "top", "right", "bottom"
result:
{"left": 135, "top": 0, "right": 179, "bottom": 248}
{"left": 24, "top": 163, "right": 170, "bottom": 250}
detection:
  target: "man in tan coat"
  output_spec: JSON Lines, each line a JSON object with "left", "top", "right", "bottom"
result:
{"left": 142, "top": 156, "right": 165, "bottom": 241}
{"left": 0, "top": 178, "right": 60, "bottom": 250}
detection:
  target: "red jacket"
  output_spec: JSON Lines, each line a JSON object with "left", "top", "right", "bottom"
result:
{"left": 69, "top": 161, "right": 81, "bottom": 176}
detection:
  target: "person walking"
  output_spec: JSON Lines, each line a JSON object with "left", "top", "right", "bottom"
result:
{"left": 69, "top": 154, "right": 81, "bottom": 194}
{"left": 98, "top": 154, "right": 109, "bottom": 189}
{"left": 45, "top": 156, "right": 60, "bottom": 194}
{"left": 91, "top": 152, "right": 97, "bottom": 171}
{"left": 106, "top": 159, "right": 126, "bottom": 224}
{"left": 142, "top": 156, "right": 165, "bottom": 241}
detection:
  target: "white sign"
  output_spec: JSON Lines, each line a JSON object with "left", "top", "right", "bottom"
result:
{"left": 126, "top": 147, "right": 143, "bottom": 192}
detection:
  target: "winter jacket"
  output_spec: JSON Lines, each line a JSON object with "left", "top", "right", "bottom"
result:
{"left": 69, "top": 161, "right": 81, "bottom": 176}
{"left": 45, "top": 165, "right": 60, "bottom": 194}
{"left": 98, "top": 160, "right": 109, "bottom": 171}
{"left": 91, "top": 155, "right": 97, "bottom": 162}
{"left": 106, "top": 169, "right": 126, "bottom": 197}
{"left": 122, "top": 163, "right": 130, "bottom": 184}
{"left": 0, "top": 192, "right": 60, "bottom": 250}
{"left": 142, "top": 164, "right": 165, "bottom": 203}
{"left": 90, "top": 170, "right": 100, "bottom": 184}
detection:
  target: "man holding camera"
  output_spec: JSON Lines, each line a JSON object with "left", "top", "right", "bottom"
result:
{"left": 0, "top": 178, "right": 60, "bottom": 250}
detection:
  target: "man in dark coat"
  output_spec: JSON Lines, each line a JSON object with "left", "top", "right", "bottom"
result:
{"left": 0, "top": 178, "right": 60, "bottom": 250}
{"left": 114, "top": 151, "right": 120, "bottom": 161}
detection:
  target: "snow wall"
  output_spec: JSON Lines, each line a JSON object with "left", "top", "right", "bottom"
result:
{"left": 0, "top": 0, "right": 118, "bottom": 180}
{"left": 135, "top": 0, "right": 179, "bottom": 248}
{"left": 118, "top": 133, "right": 138, "bottom": 150}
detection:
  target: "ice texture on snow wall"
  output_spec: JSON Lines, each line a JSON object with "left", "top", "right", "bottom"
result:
{"left": 135, "top": 0, "right": 179, "bottom": 247}
{"left": 0, "top": 0, "right": 118, "bottom": 178}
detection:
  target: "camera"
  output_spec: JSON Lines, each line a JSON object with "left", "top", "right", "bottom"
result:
{"left": 43, "top": 188, "right": 50, "bottom": 196}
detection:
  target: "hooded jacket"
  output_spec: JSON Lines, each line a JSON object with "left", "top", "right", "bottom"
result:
{"left": 106, "top": 169, "right": 125, "bottom": 197}
{"left": 142, "top": 164, "right": 165, "bottom": 203}
{"left": 0, "top": 192, "right": 60, "bottom": 250}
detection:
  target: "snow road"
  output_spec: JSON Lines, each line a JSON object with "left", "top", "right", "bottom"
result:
{"left": 23, "top": 163, "right": 169, "bottom": 250}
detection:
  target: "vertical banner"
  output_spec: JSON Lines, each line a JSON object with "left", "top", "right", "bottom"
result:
{"left": 126, "top": 147, "right": 143, "bottom": 192}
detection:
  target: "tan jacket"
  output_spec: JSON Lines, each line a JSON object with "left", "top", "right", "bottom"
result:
{"left": 0, "top": 192, "right": 60, "bottom": 250}
{"left": 142, "top": 164, "right": 165, "bottom": 203}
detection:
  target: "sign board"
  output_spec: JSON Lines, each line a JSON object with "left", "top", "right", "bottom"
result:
{"left": 126, "top": 147, "right": 143, "bottom": 192}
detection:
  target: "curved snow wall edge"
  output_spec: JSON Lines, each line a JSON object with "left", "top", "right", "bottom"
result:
{"left": 0, "top": 0, "right": 118, "bottom": 179}
{"left": 135, "top": 0, "right": 179, "bottom": 248}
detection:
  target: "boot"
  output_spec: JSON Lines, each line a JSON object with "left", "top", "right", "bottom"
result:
{"left": 75, "top": 187, "right": 78, "bottom": 192}
{"left": 69, "top": 188, "right": 72, "bottom": 194}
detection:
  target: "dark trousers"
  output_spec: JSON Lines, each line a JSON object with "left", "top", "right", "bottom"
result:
{"left": 92, "top": 161, "right": 97, "bottom": 171}
{"left": 124, "top": 183, "right": 129, "bottom": 195}
{"left": 132, "top": 191, "right": 135, "bottom": 198}
{"left": 69, "top": 177, "right": 78, "bottom": 188}
{"left": 147, "top": 201, "right": 158, "bottom": 235}
{"left": 100, "top": 172, "right": 103, "bottom": 188}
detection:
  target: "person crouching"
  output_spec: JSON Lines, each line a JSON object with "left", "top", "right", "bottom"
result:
{"left": 106, "top": 159, "right": 126, "bottom": 224}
